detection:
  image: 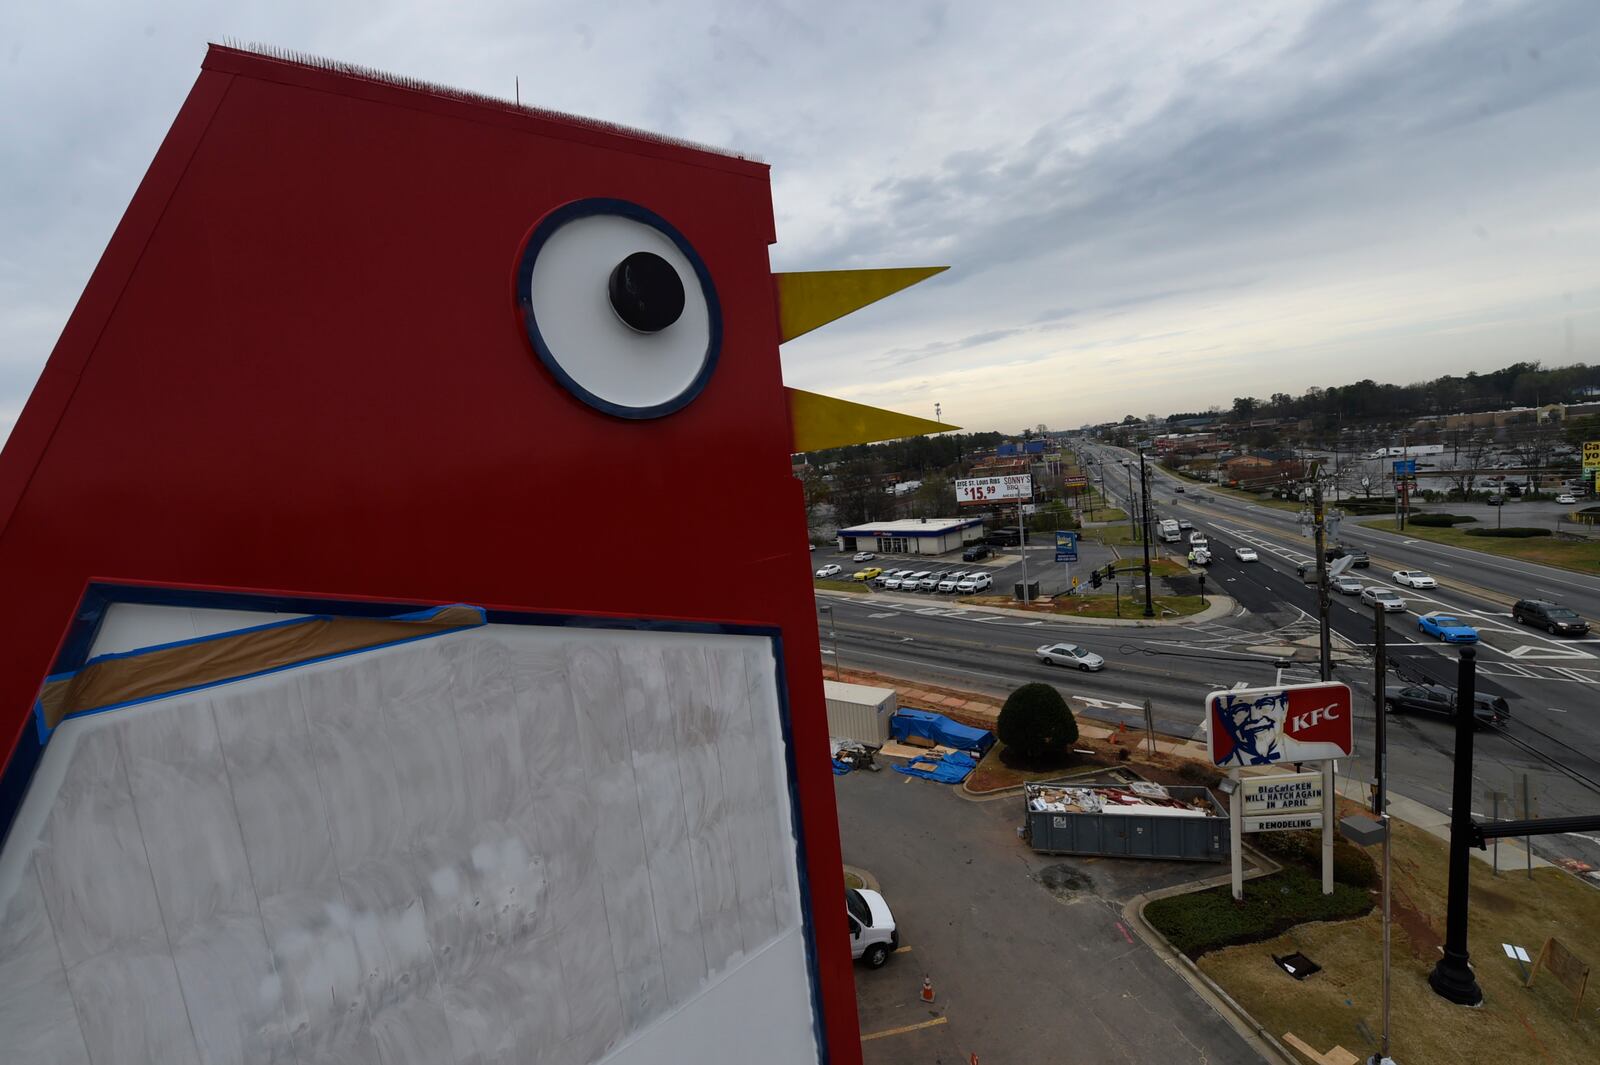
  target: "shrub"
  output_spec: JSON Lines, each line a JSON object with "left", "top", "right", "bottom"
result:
{"left": 1145, "top": 868, "right": 1372, "bottom": 958}
{"left": 1251, "top": 829, "right": 1379, "bottom": 890}
{"left": 997, "top": 683, "right": 1078, "bottom": 762}
{"left": 1467, "top": 527, "right": 1552, "bottom": 538}
{"left": 1409, "top": 513, "right": 1475, "bottom": 527}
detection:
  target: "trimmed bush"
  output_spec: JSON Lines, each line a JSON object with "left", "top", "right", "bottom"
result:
{"left": 1467, "top": 527, "right": 1552, "bottom": 538}
{"left": 1145, "top": 868, "right": 1372, "bottom": 958}
{"left": 997, "top": 683, "right": 1078, "bottom": 761}
{"left": 1409, "top": 513, "right": 1475, "bottom": 527}
{"left": 1250, "top": 829, "right": 1379, "bottom": 890}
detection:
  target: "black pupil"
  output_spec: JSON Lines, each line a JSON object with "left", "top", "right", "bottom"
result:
{"left": 608, "top": 251, "right": 686, "bottom": 333}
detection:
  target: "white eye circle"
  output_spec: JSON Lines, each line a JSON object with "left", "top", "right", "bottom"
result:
{"left": 515, "top": 199, "right": 721, "bottom": 418}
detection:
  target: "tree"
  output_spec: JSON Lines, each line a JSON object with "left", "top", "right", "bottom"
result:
{"left": 799, "top": 465, "right": 830, "bottom": 531}
{"left": 1439, "top": 431, "right": 1494, "bottom": 499}
{"left": 830, "top": 457, "right": 880, "bottom": 526}
{"left": 997, "top": 683, "right": 1078, "bottom": 761}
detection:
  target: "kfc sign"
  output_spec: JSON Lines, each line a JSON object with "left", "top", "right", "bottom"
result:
{"left": 1206, "top": 682, "right": 1354, "bottom": 767}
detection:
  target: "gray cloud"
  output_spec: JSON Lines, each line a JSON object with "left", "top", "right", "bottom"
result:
{"left": 2, "top": 1, "right": 1598, "bottom": 439}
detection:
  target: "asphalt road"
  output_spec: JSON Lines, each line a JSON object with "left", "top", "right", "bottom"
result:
{"left": 1084, "top": 441, "right": 1600, "bottom": 626}
{"left": 836, "top": 767, "right": 1261, "bottom": 1064}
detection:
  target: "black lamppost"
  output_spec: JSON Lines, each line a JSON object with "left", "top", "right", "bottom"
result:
{"left": 1428, "top": 646, "right": 1484, "bottom": 1006}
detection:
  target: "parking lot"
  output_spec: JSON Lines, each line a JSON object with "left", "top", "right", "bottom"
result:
{"left": 836, "top": 768, "right": 1260, "bottom": 1064}
{"left": 811, "top": 537, "right": 1121, "bottom": 599}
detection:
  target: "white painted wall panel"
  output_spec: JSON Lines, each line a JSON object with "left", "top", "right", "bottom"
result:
{"left": 0, "top": 615, "right": 820, "bottom": 1065}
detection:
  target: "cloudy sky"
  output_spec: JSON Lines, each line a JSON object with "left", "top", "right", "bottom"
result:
{"left": 3, "top": 1, "right": 1598, "bottom": 438}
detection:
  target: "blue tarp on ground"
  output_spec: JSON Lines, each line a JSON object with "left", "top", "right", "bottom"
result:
{"left": 890, "top": 708, "right": 995, "bottom": 757}
{"left": 891, "top": 750, "right": 977, "bottom": 784}
{"left": 831, "top": 759, "right": 853, "bottom": 776}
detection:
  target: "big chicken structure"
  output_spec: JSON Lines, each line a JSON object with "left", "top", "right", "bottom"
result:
{"left": 0, "top": 46, "right": 949, "bottom": 1065}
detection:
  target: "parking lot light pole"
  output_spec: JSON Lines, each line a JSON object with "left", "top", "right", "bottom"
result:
{"left": 1123, "top": 462, "right": 1138, "bottom": 543}
{"left": 1371, "top": 600, "right": 1395, "bottom": 1065}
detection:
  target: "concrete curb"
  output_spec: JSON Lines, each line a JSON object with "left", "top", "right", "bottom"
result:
{"left": 1123, "top": 854, "right": 1300, "bottom": 1065}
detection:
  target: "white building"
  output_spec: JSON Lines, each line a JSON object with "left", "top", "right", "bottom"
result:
{"left": 836, "top": 517, "right": 986, "bottom": 555}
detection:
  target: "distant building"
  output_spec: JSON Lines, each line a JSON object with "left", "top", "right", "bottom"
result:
{"left": 836, "top": 517, "right": 985, "bottom": 555}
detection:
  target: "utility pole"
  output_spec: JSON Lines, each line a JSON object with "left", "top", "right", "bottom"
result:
{"left": 1139, "top": 448, "right": 1154, "bottom": 618}
{"left": 1123, "top": 463, "right": 1139, "bottom": 543}
{"left": 1313, "top": 484, "right": 1332, "bottom": 680}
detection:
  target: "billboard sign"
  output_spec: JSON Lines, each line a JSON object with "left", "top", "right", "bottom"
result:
{"left": 1393, "top": 459, "right": 1417, "bottom": 476}
{"left": 1583, "top": 440, "right": 1600, "bottom": 474}
{"left": 1206, "top": 682, "right": 1354, "bottom": 767}
{"left": 1055, "top": 530, "right": 1078, "bottom": 563}
{"left": 1062, "top": 475, "right": 1088, "bottom": 489}
{"left": 955, "top": 474, "right": 1033, "bottom": 505}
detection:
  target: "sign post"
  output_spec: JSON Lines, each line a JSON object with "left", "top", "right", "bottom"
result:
{"left": 1206, "top": 681, "right": 1355, "bottom": 899}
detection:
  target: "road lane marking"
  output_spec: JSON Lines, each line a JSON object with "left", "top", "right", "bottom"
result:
{"left": 861, "top": 1016, "right": 949, "bottom": 1042}
{"left": 1549, "top": 707, "right": 1568, "bottom": 713}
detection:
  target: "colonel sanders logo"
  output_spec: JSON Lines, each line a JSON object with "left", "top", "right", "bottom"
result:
{"left": 1208, "top": 683, "right": 1354, "bottom": 766}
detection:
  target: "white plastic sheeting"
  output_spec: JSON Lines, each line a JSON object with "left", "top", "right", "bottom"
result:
{"left": 0, "top": 619, "right": 820, "bottom": 1065}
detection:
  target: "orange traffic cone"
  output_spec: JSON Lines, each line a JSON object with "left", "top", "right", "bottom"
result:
{"left": 920, "top": 977, "right": 935, "bottom": 1003}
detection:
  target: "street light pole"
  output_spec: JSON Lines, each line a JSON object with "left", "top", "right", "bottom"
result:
{"left": 1370, "top": 601, "right": 1394, "bottom": 1065}
{"left": 821, "top": 604, "right": 840, "bottom": 680}
{"left": 1139, "top": 448, "right": 1154, "bottom": 618}
{"left": 1428, "top": 647, "right": 1485, "bottom": 1006}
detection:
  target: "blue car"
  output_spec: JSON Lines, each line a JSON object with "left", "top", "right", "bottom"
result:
{"left": 1419, "top": 614, "right": 1479, "bottom": 643}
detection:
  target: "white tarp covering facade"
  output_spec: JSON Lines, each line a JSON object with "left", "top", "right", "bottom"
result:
{"left": 0, "top": 618, "right": 821, "bottom": 1065}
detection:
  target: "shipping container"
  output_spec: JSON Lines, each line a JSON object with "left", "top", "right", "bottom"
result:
{"left": 1022, "top": 782, "right": 1228, "bottom": 862}
{"left": 824, "top": 680, "right": 897, "bottom": 746}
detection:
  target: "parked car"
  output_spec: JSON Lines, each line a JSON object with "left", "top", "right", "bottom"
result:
{"left": 1331, "top": 575, "right": 1363, "bottom": 595}
{"left": 901, "top": 570, "right": 931, "bottom": 590}
{"left": 1392, "top": 570, "right": 1437, "bottom": 589}
{"left": 815, "top": 564, "right": 841, "bottom": 578}
{"left": 1035, "top": 642, "right": 1105, "bottom": 671}
{"left": 852, "top": 566, "right": 882, "bottom": 582}
{"left": 882, "top": 570, "right": 914, "bottom": 590}
{"left": 1361, "top": 587, "right": 1407, "bottom": 612}
{"left": 846, "top": 887, "right": 899, "bottom": 969}
{"left": 1556, "top": 494, "right": 1577, "bottom": 505}
{"left": 936, "top": 571, "right": 968, "bottom": 593}
{"left": 1512, "top": 599, "right": 1591, "bottom": 636}
{"left": 852, "top": 551, "right": 876, "bottom": 562}
{"left": 962, "top": 544, "right": 992, "bottom": 562}
{"left": 916, "top": 572, "right": 943, "bottom": 591}
{"left": 955, "top": 572, "right": 992, "bottom": 593}
{"left": 1234, "top": 547, "right": 1258, "bottom": 562}
{"left": 1384, "top": 682, "right": 1508, "bottom": 727}
{"left": 1418, "top": 614, "right": 1479, "bottom": 643}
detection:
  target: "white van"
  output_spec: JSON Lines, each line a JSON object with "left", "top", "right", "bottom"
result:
{"left": 846, "top": 887, "right": 899, "bottom": 968}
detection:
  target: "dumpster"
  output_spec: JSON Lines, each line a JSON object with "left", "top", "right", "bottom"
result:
{"left": 1022, "top": 781, "right": 1228, "bottom": 862}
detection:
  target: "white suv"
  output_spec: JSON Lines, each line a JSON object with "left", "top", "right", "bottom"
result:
{"left": 1392, "top": 570, "right": 1436, "bottom": 589}
{"left": 956, "top": 573, "right": 992, "bottom": 593}
{"left": 936, "top": 571, "right": 968, "bottom": 592}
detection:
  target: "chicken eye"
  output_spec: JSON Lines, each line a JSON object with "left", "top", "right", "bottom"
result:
{"left": 515, "top": 199, "right": 721, "bottom": 418}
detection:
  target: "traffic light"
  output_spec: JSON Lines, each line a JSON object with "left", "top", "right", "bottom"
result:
{"left": 1104, "top": 562, "right": 1115, "bottom": 580}
{"left": 1090, "top": 570, "right": 1102, "bottom": 589}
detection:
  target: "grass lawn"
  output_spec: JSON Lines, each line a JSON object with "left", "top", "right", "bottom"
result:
{"left": 1081, "top": 523, "right": 1143, "bottom": 546}
{"left": 814, "top": 579, "right": 869, "bottom": 593}
{"left": 1358, "top": 517, "right": 1600, "bottom": 576}
{"left": 1191, "top": 816, "right": 1600, "bottom": 1065}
